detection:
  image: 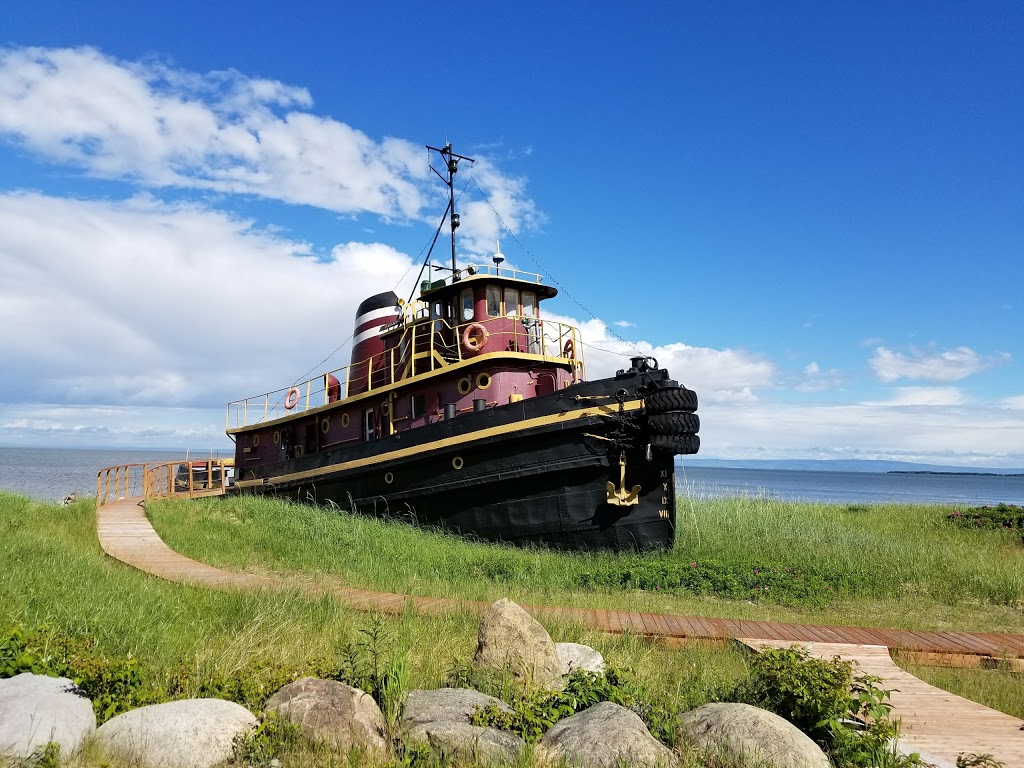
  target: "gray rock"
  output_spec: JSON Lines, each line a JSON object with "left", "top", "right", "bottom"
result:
{"left": 265, "top": 677, "right": 388, "bottom": 755}
{"left": 402, "top": 687, "right": 524, "bottom": 764}
{"left": 0, "top": 673, "right": 96, "bottom": 759}
{"left": 535, "top": 701, "right": 676, "bottom": 768}
{"left": 556, "top": 643, "right": 606, "bottom": 675}
{"left": 403, "top": 688, "right": 512, "bottom": 726}
{"left": 678, "top": 703, "right": 830, "bottom": 768}
{"left": 408, "top": 721, "right": 525, "bottom": 765}
{"left": 474, "top": 598, "right": 563, "bottom": 688}
{"left": 94, "top": 698, "right": 257, "bottom": 768}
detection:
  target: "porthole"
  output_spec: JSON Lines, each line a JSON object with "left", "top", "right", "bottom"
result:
{"left": 476, "top": 372, "right": 492, "bottom": 390}
{"left": 384, "top": 471, "right": 394, "bottom": 485}
{"left": 457, "top": 377, "right": 472, "bottom": 395}
{"left": 253, "top": 433, "right": 260, "bottom": 447}
{"left": 321, "top": 416, "right": 330, "bottom": 434}
{"left": 273, "top": 430, "right": 280, "bottom": 445}
{"left": 452, "top": 456, "right": 464, "bottom": 470}
{"left": 341, "top": 412, "right": 350, "bottom": 428}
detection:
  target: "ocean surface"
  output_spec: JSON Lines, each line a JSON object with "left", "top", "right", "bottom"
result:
{"left": 676, "top": 464, "right": 1023, "bottom": 505}
{"left": 0, "top": 446, "right": 1020, "bottom": 506}
{"left": 0, "top": 447, "right": 224, "bottom": 502}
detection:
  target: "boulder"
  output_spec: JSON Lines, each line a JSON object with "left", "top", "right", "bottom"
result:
{"left": 678, "top": 703, "right": 830, "bottom": 768}
{"left": 403, "top": 688, "right": 524, "bottom": 764}
{"left": 535, "top": 701, "right": 676, "bottom": 768}
{"left": 94, "top": 698, "right": 257, "bottom": 768}
{"left": 474, "top": 598, "right": 562, "bottom": 688}
{"left": 0, "top": 673, "right": 96, "bottom": 759}
{"left": 265, "top": 677, "right": 388, "bottom": 755}
{"left": 409, "top": 721, "right": 524, "bottom": 765}
{"left": 556, "top": 643, "right": 605, "bottom": 675}
{"left": 403, "top": 688, "right": 512, "bottom": 726}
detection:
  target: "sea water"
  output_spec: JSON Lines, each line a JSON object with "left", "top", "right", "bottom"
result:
{"left": 0, "top": 446, "right": 1020, "bottom": 506}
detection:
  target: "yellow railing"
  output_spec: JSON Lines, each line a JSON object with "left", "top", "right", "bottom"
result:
{"left": 96, "top": 459, "right": 234, "bottom": 508}
{"left": 225, "top": 316, "right": 585, "bottom": 429}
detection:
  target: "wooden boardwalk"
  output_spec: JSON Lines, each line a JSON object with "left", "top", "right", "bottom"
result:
{"left": 742, "top": 640, "right": 1024, "bottom": 768}
{"left": 97, "top": 498, "right": 1024, "bottom": 765}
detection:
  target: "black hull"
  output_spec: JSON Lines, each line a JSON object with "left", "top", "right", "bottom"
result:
{"left": 232, "top": 369, "right": 696, "bottom": 551}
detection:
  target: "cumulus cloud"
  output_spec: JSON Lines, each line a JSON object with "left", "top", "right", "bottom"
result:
{"left": 0, "top": 46, "right": 536, "bottom": 248}
{"left": 0, "top": 191, "right": 417, "bottom": 409}
{"left": 542, "top": 313, "right": 775, "bottom": 403}
{"left": 869, "top": 345, "right": 1010, "bottom": 383}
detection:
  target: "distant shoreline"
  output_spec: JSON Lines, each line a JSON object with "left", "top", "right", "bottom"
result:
{"left": 887, "top": 470, "right": 1024, "bottom": 477}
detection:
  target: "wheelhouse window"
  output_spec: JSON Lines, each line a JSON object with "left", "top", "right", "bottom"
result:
{"left": 504, "top": 287, "right": 519, "bottom": 316}
{"left": 522, "top": 291, "right": 537, "bottom": 317}
{"left": 486, "top": 285, "right": 501, "bottom": 317}
{"left": 461, "top": 289, "right": 474, "bottom": 322}
{"left": 363, "top": 408, "right": 376, "bottom": 441}
{"left": 411, "top": 393, "right": 425, "bottom": 420}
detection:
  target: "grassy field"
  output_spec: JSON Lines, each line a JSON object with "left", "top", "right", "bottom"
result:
{"left": 2, "top": 489, "right": 1022, "bottom": 766}
{"left": 0, "top": 492, "right": 747, "bottom": 731}
{"left": 148, "top": 493, "right": 1024, "bottom": 634}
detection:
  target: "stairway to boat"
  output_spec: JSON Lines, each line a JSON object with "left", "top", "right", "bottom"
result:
{"left": 95, "top": 465, "right": 1024, "bottom": 766}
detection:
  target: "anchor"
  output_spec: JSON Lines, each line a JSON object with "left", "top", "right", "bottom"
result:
{"left": 606, "top": 451, "right": 641, "bottom": 507}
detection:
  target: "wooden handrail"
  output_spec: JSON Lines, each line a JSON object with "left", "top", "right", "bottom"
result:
{"left": 95, "top": 458, "right": 234, "bottom": 509}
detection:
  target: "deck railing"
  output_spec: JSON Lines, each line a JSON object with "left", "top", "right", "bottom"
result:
{"left": 96, "top": 459, "right": 234, "bottom": 508}
{"left": 225, "top": 316, "right": 585, "bottom": 429}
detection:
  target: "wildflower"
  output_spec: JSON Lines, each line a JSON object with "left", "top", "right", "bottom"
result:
{"left": 690, "top": 562, "right": 697, "bottom": 567}
{"left": 753, "top": 568, "right": 759, "bottom": 574}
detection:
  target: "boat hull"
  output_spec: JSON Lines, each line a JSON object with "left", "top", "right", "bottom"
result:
{"left": 231, "top": 370, "right": 695, "bottom": 551}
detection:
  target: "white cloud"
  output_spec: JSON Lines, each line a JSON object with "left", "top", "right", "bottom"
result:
{"left": 795, "top": 362, "right": 842, "bottom": 392}
{"left": 694, "top": 401, "right": 1024, "bottom": 467}
{"left": 613, "top": 320, "right": 636, "bottom": 328}
{"left": 1002, "top": 395, "right": 1024, "bottom": 410}
{"left": 0, "top": 191, "right": 417, "bottom": 410}
{"left": 869, "top": 345, "right": 1009, "bottom": 383}
{"left": 861, "top": 387, "right": 966, "bottom": 407}
{"left": 543, "top": 314, "right": 775, "bottom": 404}
{"left": 0, "top": 46, "right": 536, "bottom": 248}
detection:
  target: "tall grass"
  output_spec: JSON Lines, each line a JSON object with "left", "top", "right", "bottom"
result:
{"left": 148, "top": 492, "right": 1024, "bottom": 633}
{"left": 0, "top": 491, "right": 749, "bottom": 707}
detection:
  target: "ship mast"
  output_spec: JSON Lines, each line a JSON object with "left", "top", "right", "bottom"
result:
{"left": 426, "top": 143, "right": 475, "bottom": 276}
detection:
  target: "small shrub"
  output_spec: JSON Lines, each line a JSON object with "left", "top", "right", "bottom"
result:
{"left": 470, "top": 666, "right": 674, "bottom": 745}
{"left": 727, "top": 646, "right": 927, "bottom": 768}
{"left": 948, "top": 504, "right": 1024, "bottom": 541}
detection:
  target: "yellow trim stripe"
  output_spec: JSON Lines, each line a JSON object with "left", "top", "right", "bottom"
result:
{"left": 234, "top": 399, "right": 643, "bottom": 488}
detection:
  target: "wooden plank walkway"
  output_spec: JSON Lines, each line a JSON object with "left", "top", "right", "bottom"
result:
{"left": 741, "top": 640, "right": 1024, "bottom": 768}
{"left": 97, "top": 498, "right": 1024, "bottom": 764}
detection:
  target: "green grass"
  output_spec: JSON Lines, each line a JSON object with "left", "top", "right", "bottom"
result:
{"left": 3, "top": 489, "right": 1023, "bottom": 766}
{"left": 147, "top": 492, "right": 1024, "bottom": 633}
{"left": 0, "top": 490, "right": 750, "bottom": 762}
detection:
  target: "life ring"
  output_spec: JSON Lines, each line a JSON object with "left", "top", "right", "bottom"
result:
{"left": 462, "top": 323, "right": 489, "bottom": 354}
{"left": 562, "top": 339, "right": 576, "bottom": 360}
{"left": 284, "top": 387, "right": 300, "bottom": 410}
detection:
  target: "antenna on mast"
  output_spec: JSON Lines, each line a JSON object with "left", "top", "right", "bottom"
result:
{"left": 426, "top": 142, "right": 475, "bottom": 278}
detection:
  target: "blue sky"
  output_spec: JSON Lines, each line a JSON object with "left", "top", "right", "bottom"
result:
{"left": 1, "top": 1, "right": 1022, "bottom": 465}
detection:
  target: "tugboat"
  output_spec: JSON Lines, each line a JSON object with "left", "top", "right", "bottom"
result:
{"left": 226, "top": 144, "right": 699, "bottom": 550}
